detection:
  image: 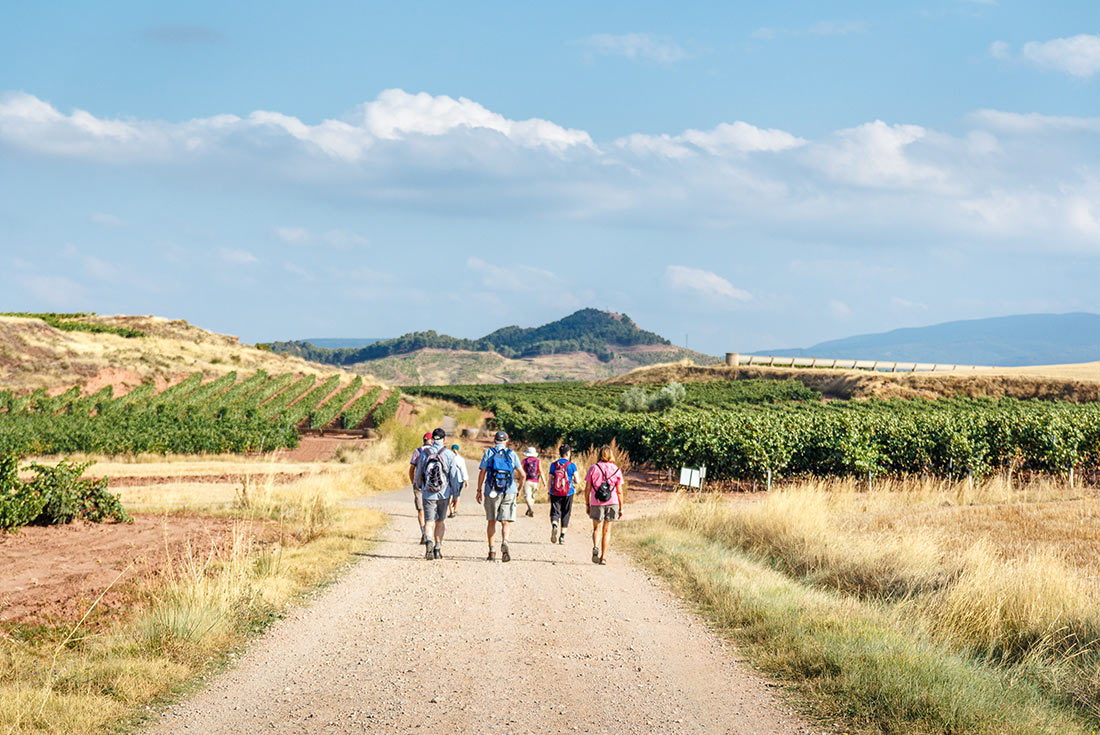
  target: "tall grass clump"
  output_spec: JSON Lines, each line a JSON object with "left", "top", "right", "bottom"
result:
{"left": 646, "top": 483, "right": 1100, "bottom": 729}
{"left": 621, "top": 518, "right": 1093, "bottom": 735}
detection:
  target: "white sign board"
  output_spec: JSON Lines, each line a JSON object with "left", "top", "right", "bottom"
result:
{"left": 679, "top": 466, "right": 704, "bottom": 489}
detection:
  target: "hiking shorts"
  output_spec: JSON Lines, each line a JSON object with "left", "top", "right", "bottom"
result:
{"left": 484, "top": 492, "right": 517, "bottom": 522}
{"left": 588, "top": 504, "right": 619, "bottom": 522}
{"left": 423, "top": 497, "right": 449, "bottom": 523}
{"left": 549, "top": 494, "right": 574, "bottom": 527}
{"left": 411, "top": 486, "right": 423, "bottom": 512}
{"left": 522, "top": 480, "right": 539, "bottom": 505}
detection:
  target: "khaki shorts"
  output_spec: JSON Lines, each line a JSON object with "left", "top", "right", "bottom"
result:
{"left": 522, "top": 480, "right": 539, "bottom": 504}
{"left": 412, "top": 486, "right": 423, "bottom": 512}
{"left": 484, "top": 492, "right": 517, "bottom": 522}
{"left": 588, "top": 504, "right": 619, "bottom": 521}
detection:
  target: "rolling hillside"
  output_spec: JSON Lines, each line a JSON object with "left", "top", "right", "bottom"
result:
{"left": 0, "top": 314, "right": 368, "bottom": 394}
{"left": 765, "top": 313, "right": 1100, "bottom": 367}
{"left": 266, "top": 309, "right": 719, "bottom": 383}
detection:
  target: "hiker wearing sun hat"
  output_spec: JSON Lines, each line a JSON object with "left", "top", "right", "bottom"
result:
{"left": 477, "top": 430, "right": 523, "bottom": 562}
{"left": 521, "top": 446, "right": 541, "bottom": 518}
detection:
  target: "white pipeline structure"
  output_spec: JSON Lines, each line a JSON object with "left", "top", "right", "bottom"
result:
{"left": 725, "top": 352, "right": 995, "bottom": 373}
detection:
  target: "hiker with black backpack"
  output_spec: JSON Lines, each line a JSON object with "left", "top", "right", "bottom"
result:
{"left": 584, "top": 444, "right": 625, "bottom": 565}
{"left": 547, "top": 444, "right": 578, "bottom": 545}
{"left": 476, "top": 430, "right": 523, "bottom": 562}
{"left": 414, "top": 428, "right": 465, "bottom": 560}
{"left": 409, "top": 432, "right": 433, "bottom": 545}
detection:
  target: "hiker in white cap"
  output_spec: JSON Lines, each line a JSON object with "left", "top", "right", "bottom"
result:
{"left": 520, "top": 446, "right": 541, "bottom": 518}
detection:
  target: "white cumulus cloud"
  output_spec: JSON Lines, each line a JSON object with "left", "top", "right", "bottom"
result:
{"left": 666, "top": 266, "right": 751, "bottom": 302}
{"left": 1022, "top": 34, "right": 1100, "bottom": 78}
{"left": 219, "top": 248, "right": 258, "bottom": 265}
{"left": 574, "top": 33, "right": 687, "bottom": 64}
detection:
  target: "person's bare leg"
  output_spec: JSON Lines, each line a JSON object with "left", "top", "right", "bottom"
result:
{"left": 417, "top": 508, "right": 425, "bottom": 537}
{"left": 600, "top": 522, "right": 612, "bottom": 561}
{"left": 486, "top": 520, "right": 497, "bottom": 550}
{"left": 501, "top": 520, "right": 512, "bottom": 544}
{"left": 591, "top": 519, "right": 601, "bottom": 550}
{"left": 434, "top": 519, "right": 445, "bottom": 545}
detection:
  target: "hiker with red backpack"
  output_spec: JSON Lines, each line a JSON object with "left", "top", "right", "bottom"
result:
{"left": 547, "top": 444, "right": 578, "bottom": 545}
{"left": 413, "top": 428, "right": 465, "bottom": 560}
{"left": 476, "top": 430, "right": 523, "bottom": 562}
{"left": 521, "top": 447, "right": 541, "bottom": 518}
{"left": 584, "top": 444, "right": 626, "bottom": 565}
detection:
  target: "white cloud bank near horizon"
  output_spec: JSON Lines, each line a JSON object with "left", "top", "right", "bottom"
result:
{"left": 1, "top": 87, "right": 1100, "bottom": 254}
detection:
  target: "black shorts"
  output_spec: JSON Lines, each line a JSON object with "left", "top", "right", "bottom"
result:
{"left": 549, "top": 494, "right": 574, "bottom": 527}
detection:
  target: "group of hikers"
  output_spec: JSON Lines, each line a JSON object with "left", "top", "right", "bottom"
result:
{"left": 408, "top": 429, "right": 625, "bottom": 564}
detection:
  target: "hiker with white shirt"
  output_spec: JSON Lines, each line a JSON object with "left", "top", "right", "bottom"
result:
{"left": 414, "top": 428, "right": 466, "bottom": 560}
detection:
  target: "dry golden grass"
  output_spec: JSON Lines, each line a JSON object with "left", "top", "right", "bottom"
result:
{"left": 0, "top": 464, "right": 393, "bottom": 735}
{"left": 647, "top": 478, "right": 1100, "bottom": 728}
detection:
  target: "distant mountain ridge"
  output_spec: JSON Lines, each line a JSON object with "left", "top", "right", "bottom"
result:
{"left": 265, "top": 308, "right": 671, "bottom": 366}
{"left": 764, "top": 312, "right": 1100, "bottom": 367}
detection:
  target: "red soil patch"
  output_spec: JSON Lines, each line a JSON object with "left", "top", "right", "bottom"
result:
{"left": 274, "top": 435, "right": 373, "bottom": 462}
{"left": 395, "top": 398, "right": 415, "bottom": 424}
{"left": 77, "top": 367, "right": 187, "bottom": 398}
{"left": 0, "top": 515, "right": 278, "bottom": 625}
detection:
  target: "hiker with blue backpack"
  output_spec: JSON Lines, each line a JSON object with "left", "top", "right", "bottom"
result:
{"left": 476, "top": 430, "right": 523, "bottom": 562}
{"left": 414, "top": 427, "right": 466, "bottom": 560}
{"left": 547, "top": 444, "right": 578, "bottom": 545}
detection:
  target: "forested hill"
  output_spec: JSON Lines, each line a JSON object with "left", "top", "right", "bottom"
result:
{"left": 264, "top": 309, "right": 671, "bottom": 365}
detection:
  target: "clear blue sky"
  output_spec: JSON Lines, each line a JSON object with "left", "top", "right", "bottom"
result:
{"left": 2, "top": 1, "right": 1098, "bottom": 353}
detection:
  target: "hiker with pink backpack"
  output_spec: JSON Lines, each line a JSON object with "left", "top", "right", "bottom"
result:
{"left": 521, "top": 447, "right": 541, "bottom": 518}
{"left": 547, "top": 444, "right": 578, "bottom": 545}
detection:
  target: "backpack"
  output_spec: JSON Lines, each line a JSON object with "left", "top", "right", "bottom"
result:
{"left": 523, "top": 456, "right": 539, "bottom": 481}
{"left": 550, "top": 460, "right": 572, "bottom": 496}
{"left": 593, "top": 463, "right": 616, "bottom": 503}
{"left": 488, "top": 448, "right": 514, "bottom": 493}
{"left": 422, "top": 447, "right": 448, "bottom": 494}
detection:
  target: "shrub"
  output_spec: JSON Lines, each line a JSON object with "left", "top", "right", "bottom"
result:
{"left": 0, "top": 454, "right": 130, "bottom": 531}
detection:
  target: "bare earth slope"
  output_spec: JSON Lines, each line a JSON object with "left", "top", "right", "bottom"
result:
{"left": 0, "top": 315, "right": 370, "bottom": 393}
{"left": 353, "top": 345, "right": 721, "bottom": 385}
{"left": 147, "top": 478, "right": 812, "bottom": 735}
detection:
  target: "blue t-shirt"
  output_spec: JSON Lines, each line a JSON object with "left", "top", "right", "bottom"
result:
{"left": 479, "top": 445, "right": 522, "bottom": 495}
{"left": 548, "top": 459, "right": 578, "bottom": 497}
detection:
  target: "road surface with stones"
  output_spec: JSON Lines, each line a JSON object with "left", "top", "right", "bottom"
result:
{"left": 147, "top": 459, "right": 815, "bottom": 735}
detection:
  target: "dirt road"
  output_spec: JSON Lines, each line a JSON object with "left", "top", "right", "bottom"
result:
{"left": 147, "top": 470, "right": 813, "bottom": 734}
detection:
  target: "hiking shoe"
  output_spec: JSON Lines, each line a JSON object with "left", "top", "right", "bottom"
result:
{"left": 558, "top": 532, "right": 565, "bottom": 545}
{"left": 433, "top": 546, "right": 442, "bottom": 560}
{"left": 420, "top": 534, "right": 428, "bottom": 545}
{"left": 598, "top": 558, "right": 607, "bottom": 565}
{"left": 592, "top": 547, "right": 600, "bottom": 564}
{"left": 525, "top": 508, "right": 535, "bottom": 518}
{"left": 448, "top": 510, "right": 456, "bottom": 518}
{"left": 425, "top": 540, "right": 435, "bottom": 560}
{"left": 487, "top": 550, "right": 496, "bottom": 562}
{"left": 501, "top": 543, "right": 511, "bottom": 563}
{"left": 551, "top": 523, "right": 560, "bottom": 544}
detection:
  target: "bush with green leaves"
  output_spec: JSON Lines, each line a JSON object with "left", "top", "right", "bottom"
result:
{"left": 618, "top": 382, "right": 686, "bottom": 412}
{"left": 0, "top": 455, "right": 130, "bottom": 531}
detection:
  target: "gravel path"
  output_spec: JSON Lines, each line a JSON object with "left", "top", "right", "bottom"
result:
{"left": 147, "top": 466, "right": 815, "bottom": 735}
